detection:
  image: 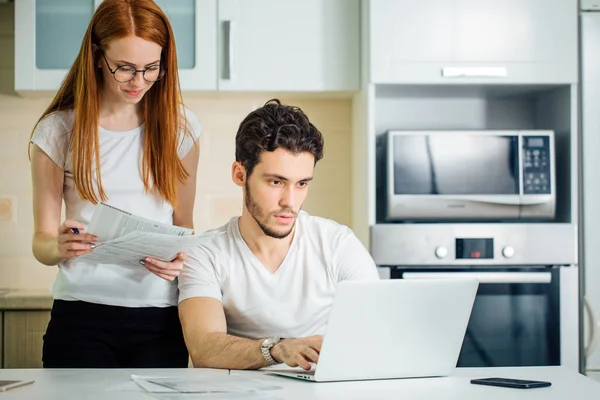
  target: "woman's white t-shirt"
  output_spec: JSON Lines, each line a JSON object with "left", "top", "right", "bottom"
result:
{"left": 31, "top": 108, "right": 201, "bottom": 308}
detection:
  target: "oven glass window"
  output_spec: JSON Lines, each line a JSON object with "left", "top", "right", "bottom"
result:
{"left": 458, "top": 280, "right": 560, "bottom": 367}
{"left": 458, "top": 275, "right": 560, "bottom": 367}
{"left": 391, "top": 269, "right": 561, "bottom": 367}
{"left": 392, "top": 135, "right": 519, "bottom": 195}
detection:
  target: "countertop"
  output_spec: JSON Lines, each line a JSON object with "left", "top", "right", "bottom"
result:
{"left": 0, "top": 366, "right": 598, "bottom": 399}
{"left": 0, "top": 289, "right": 53, "bottom": 310}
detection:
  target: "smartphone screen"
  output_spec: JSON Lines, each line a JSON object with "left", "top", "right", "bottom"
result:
{"left": 470, "top": 377, "right": 552, "bottom": 389}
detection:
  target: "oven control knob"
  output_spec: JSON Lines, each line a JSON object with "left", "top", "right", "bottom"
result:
{"left": 502, "top": 246, "right": 515, "bottom": 258}
{"left": 435, "top": 246, "right": 448, "bottom": 259}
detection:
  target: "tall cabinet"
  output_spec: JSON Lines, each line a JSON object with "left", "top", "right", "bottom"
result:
{"left": 353, "top": 0, "right": 582, "bottom": 371}
{"left": 354, "top": 0, "right": 579, "bottom": 242}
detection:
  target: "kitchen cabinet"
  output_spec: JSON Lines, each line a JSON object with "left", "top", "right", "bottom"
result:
{"left": 3, "top": 311, "right": 50, "bottom": 368}
{"left": 15, "top": 0, "right": 359, "bottom": 93}
{"left": 154, "top": 0, "right": 217, "bottom": 91}
{"left": 15, "top": 0, "right": 97, "bottom": 92}
{"left": 367, "top": 0, "right": 578, "bottom": 84}
{"left": 15, "top": 0, "right": 216, "bottom": 92}
{"left": 216, "top": 0, "right": 359, "bottom": 91}
{"left": 0, "top": 291, "right": 53, "bottom": 369}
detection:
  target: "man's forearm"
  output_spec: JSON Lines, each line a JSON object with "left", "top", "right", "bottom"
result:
{"left": 190, "top": 332, "right": 271, "bottom": 370}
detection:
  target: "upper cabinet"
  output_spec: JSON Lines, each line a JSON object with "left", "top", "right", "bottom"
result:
{"left": 155, "top": 0, "right": 217, "bottom": 91}
{"left": 217, "top": 0, "right": 359, "bottom": 91}
{"left": 367, "top": 0, "right": 578, "bottom": 84}
{"left": 15, "top": 0, "right": 216, "bottom": 93}
{"left": 14, "top": 0, "right": 359, "bottom": 93}
{"left": 15, "top": 0, "right": 96, "bottom": 92}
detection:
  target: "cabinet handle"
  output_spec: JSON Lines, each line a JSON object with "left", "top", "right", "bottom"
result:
{"left": 442, "top": 67, "right": 507, "bottom": 78}
{"left": 222, "top": 20, "right": 235, "bottom": 80}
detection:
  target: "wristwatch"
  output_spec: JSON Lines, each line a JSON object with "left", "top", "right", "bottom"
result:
{"left": 261, "top": 336, "right": 281, "bottom": 365}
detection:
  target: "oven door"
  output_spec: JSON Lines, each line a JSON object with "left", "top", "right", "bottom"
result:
{"left": 391, "top": 267, "right": 578, "bottom": 369}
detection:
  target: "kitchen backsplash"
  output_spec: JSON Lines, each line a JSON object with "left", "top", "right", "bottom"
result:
{"left": 0, "top": 4, "right": 353, "bottom": 290}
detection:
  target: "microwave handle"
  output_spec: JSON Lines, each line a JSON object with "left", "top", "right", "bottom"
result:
{"left": 520, "top": 197, "right": 554, "bottom": 206}
{"left": 437, "top": 196, "right": 553, "bottom": 206}
{"left": 402, "top": 272, "right": 552, "bottom": 284}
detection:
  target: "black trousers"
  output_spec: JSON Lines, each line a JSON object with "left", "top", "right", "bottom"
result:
{"left": 42, "top": 300, "right": 189, "bottom": 368}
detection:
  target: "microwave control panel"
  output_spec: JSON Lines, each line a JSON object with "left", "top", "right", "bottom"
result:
{"left": 522, "top": 136, "right": 551, "bottom": 195}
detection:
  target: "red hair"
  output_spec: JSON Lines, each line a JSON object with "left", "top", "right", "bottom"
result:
{"left": 31, "top": 0, "right": 190, "bottom": 206}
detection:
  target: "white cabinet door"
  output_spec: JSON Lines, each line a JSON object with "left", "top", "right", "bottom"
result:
{"left": 369, "top": 0, "right": 577, "bottom": 84}
{"left": 217, "top": 0, "right": 359, "bottom": 91}
{"left": 15, "top": 0, "right": 216, "bottom": 93}
{"left": 15, "top": 0, "right": 96, "bottom": 93}
{"left": 155, "top": 0, "right": 217, "bottom": 91}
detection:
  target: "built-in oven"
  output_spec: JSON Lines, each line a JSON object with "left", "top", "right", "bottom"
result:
{"left": 390, "top": 267, "right": 577, "bottom": 368}
{"left": 371, "top": 223, "right": 579, "bottom": 371}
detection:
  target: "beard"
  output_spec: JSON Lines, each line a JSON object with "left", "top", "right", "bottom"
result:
{"left": 244, "top": 181, "right": 298, "bottom": 239}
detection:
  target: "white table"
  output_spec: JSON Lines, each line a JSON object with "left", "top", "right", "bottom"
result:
{"left": 0, "top": 366, "right": 598, "bottom": 399}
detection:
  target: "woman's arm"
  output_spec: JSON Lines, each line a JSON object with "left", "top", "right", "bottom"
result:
{"left": 30, "top": 145, "right": 95, "bottom": 265}
{"left": 173, "top": 139, "right": 200, "bottom": 229}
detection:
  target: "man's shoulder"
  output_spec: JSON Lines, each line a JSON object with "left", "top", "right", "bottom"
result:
{"left": 191, "top": 218, "right": 238, "bottom": 258}
{"left": 299, "top": 211, "right": 353, "bottom": 243}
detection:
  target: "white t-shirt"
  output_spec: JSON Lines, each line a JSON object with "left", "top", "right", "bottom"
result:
{"left": 31, "top": 108, "right": 201, "bottom": 308}
{"left": 178, "top": 211, "right": 379, "bottom": 339}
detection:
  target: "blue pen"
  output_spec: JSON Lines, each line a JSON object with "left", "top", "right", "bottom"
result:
{"left": 71, "top": 228, "right": 80, "bottom": 234}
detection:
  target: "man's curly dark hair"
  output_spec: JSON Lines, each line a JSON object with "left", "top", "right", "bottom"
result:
{"left": 235, "top": 99, "right": 324, "bottom": 177}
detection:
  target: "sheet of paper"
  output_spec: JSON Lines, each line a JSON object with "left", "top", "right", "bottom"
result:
{"left": 149, "top": 392, "right": 283, "bottom": 400}
{"left": 130, "top": 375, "right": 178, "bottom": 393}
{"left": 138, "top": 375, "right": 282, "bottom": 394}
{"left": 75, "top": 230, "right": 219, "bottom": 266}
{"left": 87, "top": 202, "right": 193, "bottom": 242}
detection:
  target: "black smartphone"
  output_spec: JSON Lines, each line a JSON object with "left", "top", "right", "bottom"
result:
{"left": 470, "top": 377, "right": 551, "bottom": 389}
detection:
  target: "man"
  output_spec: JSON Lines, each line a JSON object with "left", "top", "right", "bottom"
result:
{"left": 178, "top": 99, "right": 379, "bottom": 371}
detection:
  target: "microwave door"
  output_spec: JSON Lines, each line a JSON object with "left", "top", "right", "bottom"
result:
{"left": 386, "top": 133, "right": 521, "bottom": 221}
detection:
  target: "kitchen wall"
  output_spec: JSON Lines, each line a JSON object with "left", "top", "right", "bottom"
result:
{"left": 0, "top": 3, "right": 353, "bottom": 290}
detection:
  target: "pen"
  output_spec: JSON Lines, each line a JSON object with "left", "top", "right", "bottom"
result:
{"left": 71, "top": 228, "right": 80, "bottom": 234}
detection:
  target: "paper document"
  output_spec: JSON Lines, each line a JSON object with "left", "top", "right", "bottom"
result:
{"left": 88, "top": 202, "right": 193, "bottom": 242}
{"left": 150, "top": 392, "right": 282, "bottom": 400}
{"left": 132, "top": 375, "right": 282, "bottom": 394}
{"left": 75, "top": 203, "right": 218, "bottom": 266}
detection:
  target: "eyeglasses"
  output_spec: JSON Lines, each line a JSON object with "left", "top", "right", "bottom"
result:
{"left": 101, "top": 52, "right": 166, "bottom": 83}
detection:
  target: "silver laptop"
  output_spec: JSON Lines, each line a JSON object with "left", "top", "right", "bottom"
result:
{"left": 268, "top": 278, "right": 478, "bottom": 382}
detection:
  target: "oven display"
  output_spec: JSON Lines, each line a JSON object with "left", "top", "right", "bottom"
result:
{"left": 456, "top": 238, "right": 494, "bottom": 259}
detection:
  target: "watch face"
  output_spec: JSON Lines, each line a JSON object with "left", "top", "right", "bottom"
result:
{"left": 263, "top": 337, "right": 280, "bottom": 348}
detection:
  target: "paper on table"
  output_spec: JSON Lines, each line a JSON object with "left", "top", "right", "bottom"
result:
{"left": 130, "top": 375, "right": 178, "bottom": 393}
{"left": 87, "top": 202, "right": 193, "bottom": 242}
{"left": 141, "top": 375, "right": 282, "bottom": 394}
{"left": 150, "top": 392, "right": 283, "bottom": 400}
{"left": 75, "top": 230, "right": 219, "bottom": 267}
{"left": 130, "top": 375, "right": 283, "bottom": 400}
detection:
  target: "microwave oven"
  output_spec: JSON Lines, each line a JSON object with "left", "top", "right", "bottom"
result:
{"left": 386, "top": 130, "right": 556, "bottom": 221}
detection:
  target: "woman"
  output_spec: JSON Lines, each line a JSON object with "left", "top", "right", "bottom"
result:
{"left": 29, "top": 0, "right": 199, "bottom": 368}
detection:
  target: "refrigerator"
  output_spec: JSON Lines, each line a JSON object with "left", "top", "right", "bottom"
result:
{"left": 580, "top": 2, "right": 600, "bottom": 381}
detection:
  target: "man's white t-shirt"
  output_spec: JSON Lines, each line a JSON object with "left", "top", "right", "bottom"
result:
{"left": 178, "top": 211, "right": 379, "bottom": 339}
{"left": 31, "top": 108, "right": 201, "bottom": 308}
